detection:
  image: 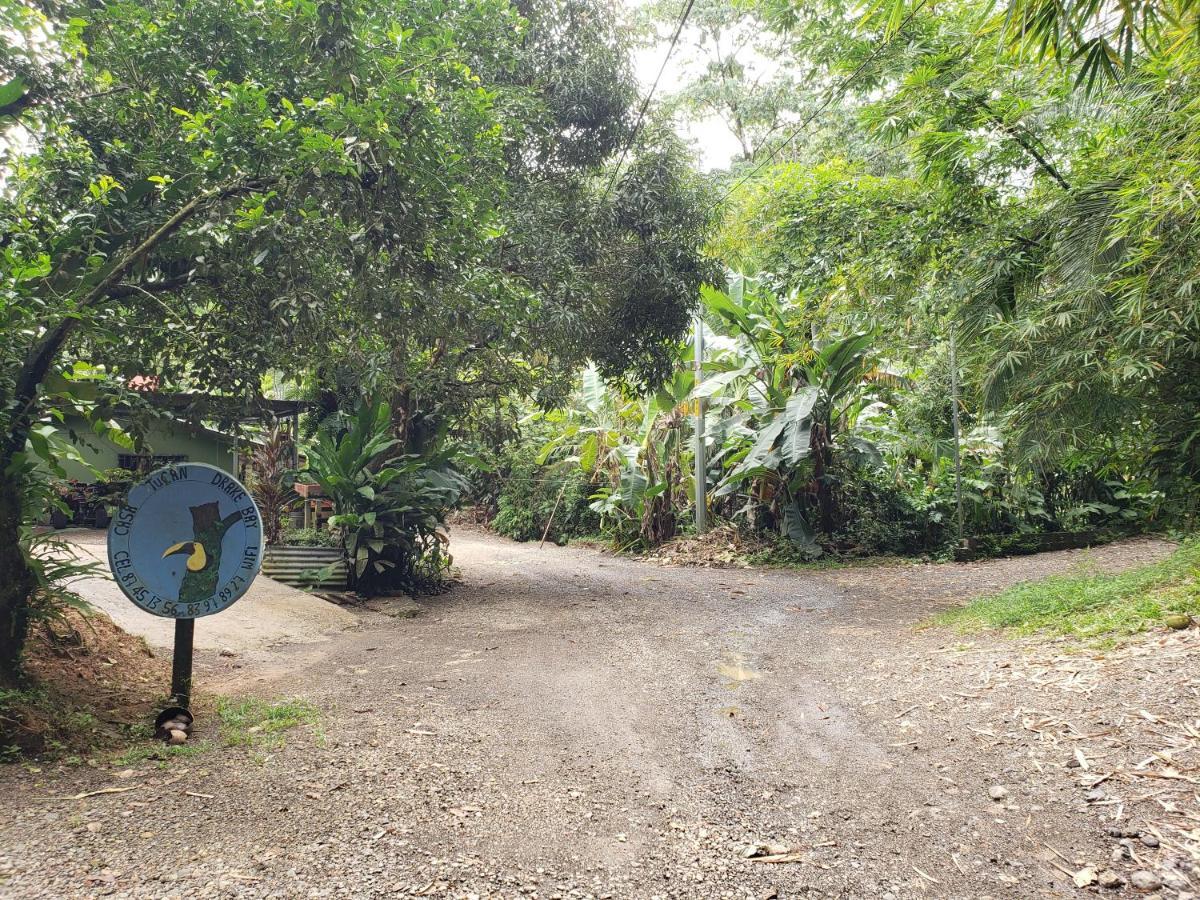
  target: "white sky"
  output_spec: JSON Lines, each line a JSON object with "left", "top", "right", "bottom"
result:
{"left": 627, "top": 3, "right": 747, "bottom": 172}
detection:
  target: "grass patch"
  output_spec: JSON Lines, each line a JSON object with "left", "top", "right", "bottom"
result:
{"left": 215, "top": 696, "right": 320, "bottom": 749}
{"left": 115, "top": 739, "right": 214, "bottom": 766}
{"left": 932, "top": 539, "right": 1200, "bottom": 639}
{"left": 110, "top": 696, "right": 320, "bottom": 766}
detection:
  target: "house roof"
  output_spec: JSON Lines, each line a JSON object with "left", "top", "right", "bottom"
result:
{"left": 143, "top": 392, "right": 310, "bottom": 420}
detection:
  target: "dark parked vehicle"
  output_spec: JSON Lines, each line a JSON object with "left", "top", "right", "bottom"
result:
{"left": 51, "top": 471, "right": 132, "bottom": 529}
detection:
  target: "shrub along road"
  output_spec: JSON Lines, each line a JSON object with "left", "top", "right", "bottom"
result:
{"left": 1, "top": 531, "right": 1195, "bottom": 898}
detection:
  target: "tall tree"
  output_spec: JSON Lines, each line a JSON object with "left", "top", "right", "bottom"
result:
{"left": 0, "top": 0, "right": 714, "bottom": 679}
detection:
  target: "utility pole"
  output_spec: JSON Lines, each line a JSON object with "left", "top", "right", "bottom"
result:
{"left": 949, "top": 329, "right": 965, "bottom": 545}
{"left": 693, "top": 314, "right": 707, "bottom": 534}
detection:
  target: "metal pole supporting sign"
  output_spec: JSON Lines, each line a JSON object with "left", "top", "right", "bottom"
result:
{"left": 171, "top": 618, "right": 195, "bottom": 707}
{"left": 107, "top": 463, "right": 263, "bottom": 742}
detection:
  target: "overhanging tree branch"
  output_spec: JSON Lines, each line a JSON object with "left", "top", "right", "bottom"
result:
{"left": 978, "top": 98, "right": 1071, "bottom": 192}
{"left": 5, "top": 178, "right": 270, "bottom": 455}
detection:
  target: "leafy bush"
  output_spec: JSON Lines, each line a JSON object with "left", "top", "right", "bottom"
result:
{"left": 492, "top": 452, "right": 598, "bottom": 544}
{"left": 279, "top": 527, "right": 341, "bottom": 549}
{"left": 523, "top": 366, "right": 692, "bottom": 551}
{"left": 588, "top": 473, "right": 658, "bottom": 551}
{"left": 826, "top": 463, "right": 927, "bottom": 555}
{"left": 303, "top": 399, "right": 466, "bottom": 594}
{"left": 23, "top": 531, "right": 98, "bottom": 625}
{"left": 11, "top": 448, "right": 100, "bottom": 634}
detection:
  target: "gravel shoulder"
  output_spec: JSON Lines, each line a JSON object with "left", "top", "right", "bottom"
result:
{"left": 1, "top": 531, "right": 1195, "bottom": 899}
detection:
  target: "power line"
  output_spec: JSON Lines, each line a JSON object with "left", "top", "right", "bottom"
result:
{"left": 708, "top": 0, "right": 930, "bottom": 212}
{"left": 602, "top": 0, "right": 698, "bottom": 201}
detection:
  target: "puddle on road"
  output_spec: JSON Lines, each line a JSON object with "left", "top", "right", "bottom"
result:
{"left": 716, "top": 651, "right": 762, "bottom": 686}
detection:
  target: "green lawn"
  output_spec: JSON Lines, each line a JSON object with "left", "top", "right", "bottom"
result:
{"left": 932, "top": 539, "right": 1200, "bottom": 640}
{"left": 215, "top": 696, "right": 320, "bottom": 748}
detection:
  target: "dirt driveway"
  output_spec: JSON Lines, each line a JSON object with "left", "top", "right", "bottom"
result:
{"left": 1, "top": 531, "right": 1195, "bottom": 899}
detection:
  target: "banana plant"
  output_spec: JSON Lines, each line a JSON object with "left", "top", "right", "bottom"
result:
{"left": 696, "top": 276, "right": 885, "bottom": 542}
{"left": 533, "top": 364, "right": 696, "bottom": 550}
{"left": 535, "top": 366, "right": 639, "bottom": 481}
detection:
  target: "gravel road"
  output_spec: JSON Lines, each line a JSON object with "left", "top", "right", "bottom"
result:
{"left": 0, "top": 531, "right": 1187, "bottom": 899}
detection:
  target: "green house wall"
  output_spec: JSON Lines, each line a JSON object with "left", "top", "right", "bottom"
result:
{"left": 58, "top": 416, "right": 238, "bottom": 482}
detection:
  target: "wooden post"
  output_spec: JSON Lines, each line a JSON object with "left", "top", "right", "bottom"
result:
{"left": 949, "top": 329, "right": 965, "bottom": 544}
{"left": 539, "top": 480, "right": 569, "bottom": 549}
{"left": 693, "top": 315, "right": 707, "bottom": 534}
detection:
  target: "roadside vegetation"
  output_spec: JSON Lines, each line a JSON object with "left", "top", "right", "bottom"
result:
{"left": 473, "top": 1, "right": 1200, "bottom": 570}
{"left": 935, "top": 541, "right": 1200, "bottom": 640}
{"left": 0, "top": 609, "right": 167, "bottom": 760}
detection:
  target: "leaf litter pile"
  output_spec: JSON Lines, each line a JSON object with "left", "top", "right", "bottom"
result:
{"left": 1010, "top": 631, "right": 1200, "bottom": 893}
{"left": 640, "top": 524, "right": 784, "bottom": 568}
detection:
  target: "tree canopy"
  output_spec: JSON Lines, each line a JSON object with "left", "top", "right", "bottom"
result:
{"left": 0, "top": 0, "right": 713, "bottom": 678}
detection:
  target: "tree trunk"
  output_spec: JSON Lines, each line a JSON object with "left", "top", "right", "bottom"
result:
{"left": 0, "top": 467, "right": 34, "bottom": 686}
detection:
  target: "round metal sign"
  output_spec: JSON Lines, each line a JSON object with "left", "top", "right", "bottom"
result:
{"left": 107, "top": 463, "right": 263, "bottom": 618}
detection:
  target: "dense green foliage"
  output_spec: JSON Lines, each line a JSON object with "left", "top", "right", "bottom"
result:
{"left": 522, "top": 365, "right": 696, "bottom": 551}
{"left": 303, "top": 398, "right": 466, "bottom": 593}
{"left": 730, "top": 1, "right": 1200, "bottom": 499}
{"left": 702, "top": 0, "right": 1200, "bottom": 550}
{"left": 477, "top": 0, "right": 1200, "bottom": 561}
{"left": 490, "top": 451, "right": 598, "bottom": 545}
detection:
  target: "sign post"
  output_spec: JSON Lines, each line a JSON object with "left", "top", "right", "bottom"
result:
{"left": 107, "top": 463, "right": 262, "bottom": 731}
{"left": 171, "top": 618, "right": 196, "bottom": 707}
